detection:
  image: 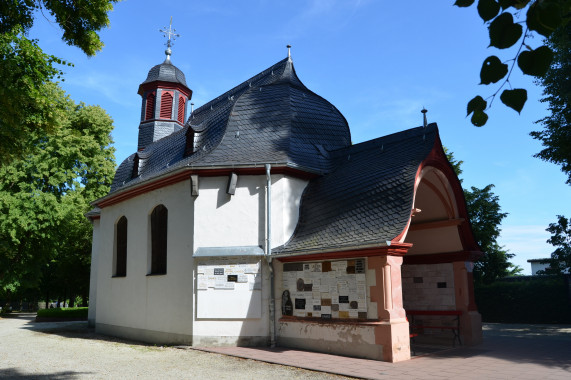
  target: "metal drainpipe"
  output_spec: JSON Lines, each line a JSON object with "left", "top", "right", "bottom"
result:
{"left": 265, "top": 164, "right": 276, "bottom": 348}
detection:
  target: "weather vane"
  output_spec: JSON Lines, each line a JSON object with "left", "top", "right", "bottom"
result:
{"left": 159, "top": 17, "right": 180, "bottom": 61}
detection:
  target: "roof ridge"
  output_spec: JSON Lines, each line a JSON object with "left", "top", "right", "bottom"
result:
{"left": 330, "top": 123, "right": 437, "bottom": 157}
{"left": 190, "top": 57, "right": 289, "bottom": 119}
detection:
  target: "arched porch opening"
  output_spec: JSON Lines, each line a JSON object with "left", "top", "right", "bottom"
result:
{"left": 400, "top": 166, "right": 482, "bottom": 345}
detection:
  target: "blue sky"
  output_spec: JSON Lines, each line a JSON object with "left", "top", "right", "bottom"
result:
{"left": 30, "top": 0, "right": 570, "bottom": 274}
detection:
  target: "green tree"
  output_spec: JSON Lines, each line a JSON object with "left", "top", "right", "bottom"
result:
{"left": 455, "top": 0, "right": 571, "bottom": 126}
{"left": 0, "top": 83, "right": 115, "bottom": 301}
{"left": 0, "top": 0, "right": 118, "bottom": 162}
{"left": 530, "top": 24, "right": 571, "bottom": 184}
{"left": 446, "top": 149, "right": 522, "bottom": 282}
{"left": 540, "top": 215, "right": 571, "bottom": 274}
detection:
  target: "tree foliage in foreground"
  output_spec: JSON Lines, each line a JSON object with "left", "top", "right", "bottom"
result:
{"left": 0, "top": 83, "right": 115, "bottom": 300}
{"left": 539, "top": 215, "right": 571, "bottom": 274}
{"left": 530, "top": 24, "right": 571, "bottom": 184}
{"left": 455, "top": 0, "right": 570, "bottom": 126}
{"left": 445, "top": 149, "right": 522, "bottom": 283}
{"left": 0, "top": 0, "right": 118, "bottom": 163}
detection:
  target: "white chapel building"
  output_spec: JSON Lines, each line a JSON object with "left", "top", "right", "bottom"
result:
{"left": 87, "top": 45, "right": 484, "bottom": 362}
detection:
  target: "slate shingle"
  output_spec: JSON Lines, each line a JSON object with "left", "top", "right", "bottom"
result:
{"left": 272, "top": 124, "right": 439, "bottom": 255}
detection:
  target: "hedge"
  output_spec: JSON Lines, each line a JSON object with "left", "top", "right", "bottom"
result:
{"left": 36, "top": 307, "right": 88, "bottom": 319}
{"left": 475, "top": 275, "right": 571, "bottom": 324}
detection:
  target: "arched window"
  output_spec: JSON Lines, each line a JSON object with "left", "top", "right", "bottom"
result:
{"left": 114, "top": 216, "right": 127, "bottom": 277}
{"left": 145, "top": 93, "right": 155, "bottom": 120}
{"left": 177, "top": 96, "right": 185, "bottom": 123}
{"left": 150, "top": 204, "right": 168, "bottom": 275}
{"left": 160, "top": 92, "right": 173, "bottom": 119}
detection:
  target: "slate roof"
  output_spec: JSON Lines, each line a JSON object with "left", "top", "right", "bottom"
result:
{"left": 140, "top": 59, "right": 188, "bottom": 88}
{"left": 110, "top": 57, "right": 351, "bottom": 193}
{"left": 273, "top": 124, "right": 439, "bottom": 255}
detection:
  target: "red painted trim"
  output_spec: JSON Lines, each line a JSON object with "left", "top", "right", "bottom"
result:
{"left": 403, "top": 250, "right": 482, "bottom": 264}
{"left": 276, "top": 243, "right": 412, "bottom": 263}
{"left": 392, "top": 133, "right": 482, "bottom": 259}
{"left": 96, "top": 166, "right": 319, "bottom": 208}
{"left": 138, "top": 81, "right": 192, "bottom": 98}
{"left": 142, "top": 118, "right": 185, "bottom": 127}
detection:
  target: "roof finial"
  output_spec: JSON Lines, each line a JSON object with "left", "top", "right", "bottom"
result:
{"left": 160, "top": 16, "right": 180, "bottom": 63}
{"left": 421, "top": 107, "right": 428, "bottom": 128}
{"left": 287, "top": 44, "right": 292, "bottom": 60}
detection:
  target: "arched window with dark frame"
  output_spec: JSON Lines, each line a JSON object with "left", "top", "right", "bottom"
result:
{"left": 114, "top": 216, "right": 128, "bottom": 277}
{"left": 150, "top": 204, "right": 168, "bottom": 275}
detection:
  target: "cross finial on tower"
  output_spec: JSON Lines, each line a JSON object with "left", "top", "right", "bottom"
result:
{"left": 287, "top": 44, "right": 292, "bottom": 59}
{"left": 160, "top": 17, "right": 180, "bottom": 63}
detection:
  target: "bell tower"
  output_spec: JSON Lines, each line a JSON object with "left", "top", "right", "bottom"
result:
{"left": 137, "top": 18, "right": 192, "bottom": 151}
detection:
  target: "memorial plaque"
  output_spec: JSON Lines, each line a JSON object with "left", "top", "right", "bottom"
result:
{"left": 295, "top": 298, "right": 306, "bottom": 310}
{"left": 331, "top": 304, "right": 339, "bottom": 312}
{"left": 303, "top": 283, "right": 313, "bottom": 291}
{"left": 313, "top": 305, "right": 321, "bottom": 311}
{"left": 296, "top": 278, "right": 305, "bottom": 291}
{"left": 227, "top": 275, "right": 238, "bottom": 282}
{"left": 355, "top": 259, "right": 365, "bottom": 273}
{"left": 339, "top": 296, "right": 349, "bottom": 303}
{"left": 284, "top": 263, "right": 303, "bottom": 272}
{"left": 322, "top": 261, "right": 332, "bottom": 272}
{"left": 350, "top": 300, "right": 358, "bottom": 309}
{"left": 214, "top": 268, "right": 224, "bottom": 276}
{"left": 321, "top": 298, "right": 332, "bottom": 306}
{"left": 339, "top": 311, "right": 349, "bottom": 318}
{"left": 358, "top": 312, "right": 368, "bottom": 319}
{"left": 321, "top": 314, "right": 332, "bottom": 319}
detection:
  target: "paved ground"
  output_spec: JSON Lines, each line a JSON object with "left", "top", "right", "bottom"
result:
{"left": 1, "top": 313, "right": 570, "bottom": 379}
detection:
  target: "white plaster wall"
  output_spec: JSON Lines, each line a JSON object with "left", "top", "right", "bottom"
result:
{"left": 95, "top": 180, "right": 194, "bottom": 339}
{"left": 193, "top": 175, "right": 307, "bottom": 249}
{"left": 93, "top": 173, "right": 307, "bottom": 344}
{"left": 88, "top": 219, "right": 100, "bottom": 326}
{"left": 191, "top": 174, "right": 307, "bottom": 343}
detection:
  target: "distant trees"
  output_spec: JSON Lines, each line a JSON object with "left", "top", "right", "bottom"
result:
{"left": 540, "top": 215, "right": 571, "bottom": 274}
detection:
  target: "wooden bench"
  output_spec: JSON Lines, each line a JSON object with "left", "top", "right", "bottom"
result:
{"left": 406, "top": 310, "right": 462, "bottom": 347}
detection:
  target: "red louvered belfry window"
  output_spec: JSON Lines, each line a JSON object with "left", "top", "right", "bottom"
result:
{"left": 160, "top": 92, "right": 173, "bottom": 119}
{"left": 145, "top": 93, "right": 155, "bottom": 120}
{"left": 178, "top": 96, "right": 185, "bottom": 123}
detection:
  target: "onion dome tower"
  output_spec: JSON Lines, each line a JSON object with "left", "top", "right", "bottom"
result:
{"left": 137, "top": 18, "right": 192, "bottom": 151}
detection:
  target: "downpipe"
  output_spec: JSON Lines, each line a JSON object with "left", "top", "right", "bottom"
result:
{"left": 265, "top": 164, "right": 276, "bottom": 348}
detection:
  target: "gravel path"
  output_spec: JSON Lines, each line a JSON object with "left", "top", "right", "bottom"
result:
{"left": 0, "top": 314, "right": 351, "bottom": 379}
